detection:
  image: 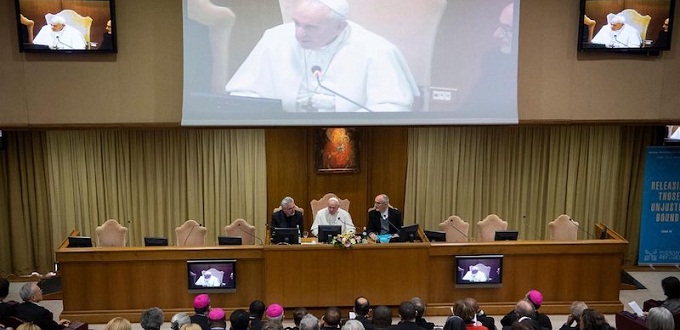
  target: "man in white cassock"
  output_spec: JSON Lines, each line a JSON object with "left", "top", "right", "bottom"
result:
{"left": 591, "top": 14, "right": 641, "bottom": 48}
{"left": 195, "top": 270, "right": 221, "bottom": 287}
{"left": 34, "top": 15, "right": 87, "bottom": 50}
{"left": 311, "top": 197, "right": 355, "bottom": 236}
{"left": 462, "top": 265, "right": 488, "bottom": 282}
{"left": 225, "top": 0, "right": 419, "bottom": 112}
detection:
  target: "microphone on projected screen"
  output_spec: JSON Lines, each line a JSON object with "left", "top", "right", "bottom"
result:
{"left": 55, "top": 36, "right": 73, "bottom": 49}
{"left": 569, "top": 217, "right": 596, "bottom": 240}
{"left": 311, "top": 66, "right": 373, "bottom": 112}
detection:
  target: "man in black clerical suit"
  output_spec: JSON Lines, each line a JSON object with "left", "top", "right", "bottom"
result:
{"left": 389, "top": 302, "right": 427, "bottom": 330}
{"left": 0, "top": 278, "right": 17, "bottom": 318}
{"left": 353, "top": 296, "right": 374, "bottom": 330}
{"left": 15, "top": 283, "right": 70, "bottom": 330}
{"left": 367, "top": 194, "right": 403, "bottom": 241}
{"left": 271, "top": 197, "right": 304, "bottom": 229}
{"left": 410, "top": 297, "right": 434, "bottom": 330}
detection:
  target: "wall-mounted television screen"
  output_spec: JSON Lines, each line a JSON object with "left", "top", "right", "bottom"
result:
{"left": 14, "top": 0, "right": 117, "bottom": 53}
{"left": 187, "top": 259, "right": 236, "bottom": 293}
{"left": 578, "top": 0, "right": 675, "bottom": 53}
{"left": 181, "top": 0, "right": 520, "bottom": 126}
{"left": 455, "top": 254, "right": 503, "bottom": 287}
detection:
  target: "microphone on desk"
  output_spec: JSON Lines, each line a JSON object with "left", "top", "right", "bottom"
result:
{"left": 311, "top": 66, "right": 373, "bottom": 112}
{"left": 569, "top": 217, "right": 596, "bottom": 240}
{"left": 447, "top": 217, "right": 471, "bottom": 241}
{"left": 521, "top": 215, "right": 539, "bottom": 240}
{"left": 238, "top": 222, "right": 264, "bottom": 245}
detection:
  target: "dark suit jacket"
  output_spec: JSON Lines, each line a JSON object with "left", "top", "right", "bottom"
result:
{"left": 15, "top": 302, "right": 65, "bottom": 330}
{"left": 355, "top": 315, "right": 375, "bottom": 330}
{"left": 366, "top": 208, "right": 403, "bottom": 235}
{"left": 191, "top": 314, "right": 210, "bottom": 330}
{"left": 389, "top": 321, "right": 427, "bottom": 330}
{"left": 477, "top": 313, "right": 496, "bottom": 330}
{"left": 271, "top": 210, "right": 303, "bottom": 229}
{"left": 0, "top": 301, "right": 17, "bottom": 318}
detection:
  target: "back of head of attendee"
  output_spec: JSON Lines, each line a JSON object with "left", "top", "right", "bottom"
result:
{"left": 647, "top": 307, "right": 675, "bottom": 330}
{"left": 514, "top": 300, "right": 535, "bottom": 320}
{"left": 563, "top": 301, "right": 588, "bottom": 329}
{"left": 398, "top": 301, "right": 417, "bottom": 323}
{"left": 355, "top": 297, "right": 371, "bottom": 317}
{"left": 341, "top": 320, "right": 365, "bottom": 330}
{"left": 192, "top": 294, "right": 212, "bottom": 330}
{"left": 452, "top": 300, "right": 475, "bottom": 324}
{"left": 230, "top": 309, "right": 251, "bottom": 330}
{"left": 464, "top": 297, "right": 495, "bottom": 330}
{"left": 141, "top": 307, "right": 164, "bottom": 330}
{"left": 266, "top": 303, "right": 285, "bottom": 323}
{"left": 525, "top": 290, "right": 543, "bottom": 311}
{"left": 171, "top": 313, "right": 192, "bottom": 330}
{"left": 300, "top": 314, "right": 320, "bottom": 330}
{"left": 443, "top": 315, "right": 465, "bottom": 330}
{"left": 17, "top": 323, "right": 42, "bottom": 330}
{"left": 323, "top": 307, "right": 342, "bottom": 329}
{"left": 410, "top": 297, "right": 433, "bottom": 329}
{"left": 662, "top": 276, "right": 680, "bottom": 299}
{"left": 209, "top": 308, "right": 227, "bottom": 330}
{"left": 293, "top": 307, "right": 308, "bottom": 328}
{"left": 0, "top": 278, "right": 9, "bottom": 300}
{"left": 579, "top": 309, "right": 611, "bottom": 330}
{"left": 106, "top": 317, "right": 132, "bottom": 330}
{"left": 250, "top": 300, "right": 266, "bottom": 319}
{"left": 262, "top": 320, "right": 284, "bottom": 330}
{"left": 372, "top": 306, "right": 392, "bottom": 330}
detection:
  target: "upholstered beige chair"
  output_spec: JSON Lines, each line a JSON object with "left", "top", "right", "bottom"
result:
{"left": 476, "top": 214, "right": 509, "bottom": 242}
{"left": 547, "top": 214, "right": 579, "bottom": 241}
{"left": 45, "top": 10, "right": 92, "bottom": 47}
{"left": 584, "top": 15, "right": 596, "bottom": 42}
{"left": 95, "top": 219, "right": 128, "bottom": 247}
{"left": 438, "top": 215, "right": 470, "bottom": 242}
{"left": 224, "top": 218, "right": 257, "bottom": 245}
{"left": 310, "top": 193, "right": 350, "bottom": 219}
{"left": 175, "top": 219, "right": 208, "bottom": 246}
{"left": 607, "top": 9, "right": 651, "bottom": 42}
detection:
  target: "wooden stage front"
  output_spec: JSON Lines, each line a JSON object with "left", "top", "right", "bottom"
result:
{"left": 56, "top": 224, "right": 627, "bottom": 323}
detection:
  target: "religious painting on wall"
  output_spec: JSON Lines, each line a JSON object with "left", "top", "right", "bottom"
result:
{"left": 316, "top": 128, "right": 359, "bottom": 173}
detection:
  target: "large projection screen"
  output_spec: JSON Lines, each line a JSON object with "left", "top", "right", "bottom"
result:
{"left": 182, "top": 0, "right": 520, "bottom": 126}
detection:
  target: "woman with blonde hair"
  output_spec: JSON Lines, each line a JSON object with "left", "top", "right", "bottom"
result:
{"left": 17, "top": 324, "right": 42, "bottom": 330}
{"left": 105, "top": 317, "right": 132, "bottom": 330}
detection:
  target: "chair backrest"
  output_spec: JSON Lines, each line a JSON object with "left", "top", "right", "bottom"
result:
{"left": 45, "top": 9, "right": 93, "bottom": 46}
{"left": 310, "top": 193, "right": 350, "bottom": 218}
{"left": 438, "top": 215, "right": 470, "bottom": 242}
{"left": 95, "top": 219, "right": 128, "bottom": 247}
{"left": 607, "top": 9, "right": 651, "bottom": 41}
{"left": 203, "top": 267, "right": 224, "bottom": 283}
{"left": 584, "top": 15, "right": 596, "bottom": 42}
{"left": 224, "top": 218, "right": 257, "bottom": 245}
{"left": 547, "top": 214, "right": 578, "bottom": 241}
{"left": 476, "top": 214, "right": 508, "bottom": 242}
{"left": 278, "top": 0, "right": 448, "bottom": 91}
{"left": 175, "top": 219, "right": 208, "bottom": 246}
{"left": 272, "top": 205, "right": 304, "bottom": 215}
{"left": 472, "top": 263, "right": 491, "bottom": 279}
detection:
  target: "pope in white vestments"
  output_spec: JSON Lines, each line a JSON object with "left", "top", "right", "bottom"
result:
{"left": 591, "top": 15, "right": 642, "bottom": 48}
{"left": 311, "top": 197, "right": 355, "bottom": 236}
{"left": 33, "top": 15, "right": 87, "bottom": 50}
{"left": 225, "top": 0, "right": 419, "bottom": 112}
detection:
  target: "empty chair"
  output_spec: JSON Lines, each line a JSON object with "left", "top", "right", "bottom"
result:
{"left": 224, "top": 218, "right": 257, "bottom": 245}
{"left": 310, "top": 193, "right": 350, "bottom": 218}
{"left": 438, "top": 215, "right": 470, "bottom": 242}
{"left": 476, "top": 214, "right": 508, "bottom": 242}
{"left": 175, "top": 219, "right": 208, "bottom": 246}
{"left": 95, "top": 219, "right": 128, "bottom": 247}
{"left": 547, "top": 214, "right": 579, "bottom": 241}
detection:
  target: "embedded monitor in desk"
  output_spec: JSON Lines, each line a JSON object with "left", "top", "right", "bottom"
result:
{"left": 317, "top": 225, "right": 342, "bottom": 243}
{"left": 67, "top": 236, "right": 92, "bottom": 248}
{"left": 144, "top": 237, "right": 169, "bottom": 246}
{"left": 494, "top": 230, "right": 518, "bottom": 241}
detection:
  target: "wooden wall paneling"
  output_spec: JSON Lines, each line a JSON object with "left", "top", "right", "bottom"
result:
{"left": 364, "top": 127, "right": 409, "bottom": 218}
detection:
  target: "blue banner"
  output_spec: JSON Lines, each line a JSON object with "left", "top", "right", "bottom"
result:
{"left": 638, "top": 146, "right": 680, "bottom": 265}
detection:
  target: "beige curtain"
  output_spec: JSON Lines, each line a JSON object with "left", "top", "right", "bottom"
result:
{"left": 405, "top": 125, "right": 657, "bottom": 264}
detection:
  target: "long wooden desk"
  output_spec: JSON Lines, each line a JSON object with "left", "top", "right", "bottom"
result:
{"left": 56, "top": 224, "right": 627, "bottom": 323}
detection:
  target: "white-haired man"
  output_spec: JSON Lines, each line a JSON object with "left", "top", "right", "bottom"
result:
{"left": 591, "top": 14, "right": 642, "bottom": 48}
{"left": 271, "top": 196, "right": 304, "bottom": 229}
{"left": 311, "top": 197, "right": 355, "bottom": 236}
{"left": 34, "top": 15, "right": 86, "bottom": 49}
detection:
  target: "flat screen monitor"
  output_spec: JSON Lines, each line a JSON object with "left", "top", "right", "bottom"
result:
{"left": 578, "top": 0, "right": 676, "bottom": 54}
{"left": 67, "top": 236, "right": 92, "bottom": 248}
{"left": 270, "top": 227, "right": 299, "bottom": 245}
{"left": 317, "top": 225, "right": 342, "bottom": 243}
{"left": 394, "top": 224, "right": 420, "bottom": 242}
{"left": 144, "top": 237, "right": 169, "bottom": 247}
{"left": 494, "top": 230, "right": 518, "bottom": 241}
{"left": 187, "top": 259, "right": 236, "bottom": 293}
{"left": 424, "top": 230, "right": 447, "bottom": 242}
{"left": 218, "top": 236, "right": 243, "bottom": 246}
{"left": 14, "top": 0, "right": 118, "bottom": 53}
{"left": 455, "top": 254, "right": 503, "bottom": 287}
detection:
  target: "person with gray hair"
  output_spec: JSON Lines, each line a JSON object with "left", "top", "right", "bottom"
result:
{"left": 140, "top": 307, "right": 164, "bottom": 330}
{"left": 591, "top": 14, "right": 642, "bottom": 48}
{"left": 271, "top": 196, "right": 304, "bottom": 229}
{"left": 15, "top": 282, "right": 70, "bottom": 330}
{"left": 559, "top": 301, "right": 588, "bottom": 330}
{"left": 312, "top": 197, "right": 355, "bottom": 237}
{"left": 341, "top": 320, "right": 365, "bottom": 330}
{"left": 300, "top": 314, "right": 319, "bottom": 330}
{"left": 33, "top": 14, "right": 87, "bottom": 49}
{"left": 367, "top": 194, "right": 403, "bottom": 242}
{"left": 171, "top": 312, "right": 192, "bottom": 330}
{"left": 647, "top": 307, "right": 675, "bottom": 330}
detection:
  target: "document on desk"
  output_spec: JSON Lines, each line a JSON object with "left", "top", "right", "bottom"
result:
{"left": 628, "top": 301, "right": 645, "bottom": 316}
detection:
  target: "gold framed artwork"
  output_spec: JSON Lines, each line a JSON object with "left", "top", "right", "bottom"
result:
{"left": 316, "top": 127, "right": 359, "bottom": 173}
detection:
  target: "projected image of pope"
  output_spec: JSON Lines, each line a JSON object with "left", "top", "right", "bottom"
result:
{"left": 195, "top": 270, "right": 221, "bottom": 287}
{"left": 461, "top": 265, "right": 488, "bottom": 282}
{"left": 225, "top": 0, "right": 419, "bottom": 112}
{"left": 33, "top": 15, "right": 87, "bottom": 50}
{"left": 591, "top": 14, "right": 642, "bottom": 48}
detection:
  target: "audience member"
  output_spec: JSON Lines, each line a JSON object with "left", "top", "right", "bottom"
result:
{"left": 171, "top": 313, "right": 192, "bottom": 330}
{"left": 501, "top": 300, "right": 539, "bottom": 330}
{"left": 559, "top": 301, "right": 588, "bottom": 330}
{"left": 99, "top": 20, "right": 113, "bottom": 50}
{"left": 342, "top": 320, "right": 365, "bottom": 330}
{"left": 367, "top": 194, "right": 403, "bottom": 241}
{"left": 500, "top": 290, "right": 551, "bottom": 330}
{"left": 289, "top": 307, "right": 308, "bottom": 330}
{"left": 230, "top": 309, "right": 251, "bottom": 330}
{"left": 354, "top": 296, "right": 374, "bottom": 330}
{"left": 645, "top": 276, "right": 680, "bottom": 314}
{"left": 388, "top": 301, "right": 426, "bottom": 330}
{"left": 464, "top": 298, "right": 495, "bottom": 330}
{"left": 208, "top": 308, "right": 227, "bottom": 330}
{"left": 267, "top": 304, "right": 285, "bottom": 323}
{"left": 579, "top": 309, "right": 613, "bottom": 330}
{"left": 191, "top": 294, "right": 212, "bottom": 330}
{"left": 16, "top": 283, "right": 70, "bottom": 330}
{"left": 372, "top": 306, "right": 392, "bottom": 330}
{"left": 312, "top": 197, "right": 355, "bottom": 236}
{"left": 409, "top": 297, "right": 433, "bottom": 330}
{"left": 105, "top": 317, "right": 132, "bottom": 330}
{"left": 300, "top": 314, "right": 320, "bottom": 330}
{"left": 452, "top": 300, "right": 487, "bottom": 330}
{"left": 140, "top": 307, "right": 164, "bottom": 330}
{"left": 322, "top": 307, "right": 342, "bottom": 330}
{"left": 17, "top": 324, "right": 41, "bottom": 330}
{"left": 0, "top": 278, "right": 16, "bottom": 318}
{"left": 653, "top": 18, "right": 671, "bottom": 48}
{"left": 263, "top": 320, "right": 284, "bottom": 330}
{"left": 443, "top": 315, "right": 465, "bottom": 330}
{"left": 647, "top": 307, "right": 675, "bottom": 330}
{"left": 250, "top": 300, "right": 267, "bottom": 330}
{"left": 272, "top": 197, "right": 304, "bottom": 229}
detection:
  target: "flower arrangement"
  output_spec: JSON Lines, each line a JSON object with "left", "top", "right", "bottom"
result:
{"left": 331, "top": 231, "right": 368, "bottom": 249}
